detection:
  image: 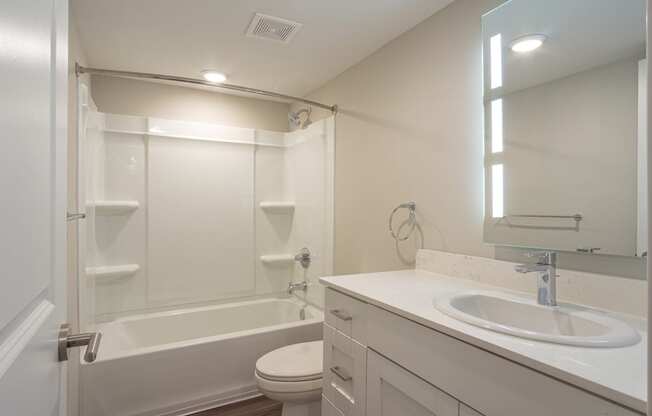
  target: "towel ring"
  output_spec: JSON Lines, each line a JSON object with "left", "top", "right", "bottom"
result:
{"left": 389, "top": 201, "right": 417, "bottom": 241}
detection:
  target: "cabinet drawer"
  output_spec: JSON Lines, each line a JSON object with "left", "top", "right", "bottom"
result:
{"left": 325, "top": 288, "right": 367, "bottom": 344}
{"left": 322, "top": 395, "right": 345, "bottom": 416}
{"left": 366, "top": 305, "right": 640, "bottom": 416}
{"left": 323, "top": 323, "right": 366, "bottom": 416}
{"left": 367, "top": 349, "right": 459, "bottom": 416}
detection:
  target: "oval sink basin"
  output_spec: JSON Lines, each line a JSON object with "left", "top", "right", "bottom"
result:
{"left": 434, "top": 291, "right": 640, "bottom": 348}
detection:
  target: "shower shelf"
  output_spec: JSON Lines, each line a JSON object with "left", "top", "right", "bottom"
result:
{"left": 260, "top": 254, "right": 295, "bottom": 266}
{"left": 259, "top": 201, "right": 295, "bottom": 213}
{"left": 88, "top": 200, "right": 140, "bottom": 216}
{"left": 86, "top": 264, "right": 140, "bottom": 280}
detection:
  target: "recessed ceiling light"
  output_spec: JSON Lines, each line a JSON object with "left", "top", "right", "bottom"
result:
{"left": 201, "top": 70, "right": 227, "bottom": 83}
{"left": 510, "top": 34, "right": 546, "bottom": 53}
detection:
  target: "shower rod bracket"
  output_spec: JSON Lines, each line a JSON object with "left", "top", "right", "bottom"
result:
{"left": 75, "top": 63, "right": 338, "bottom": 113}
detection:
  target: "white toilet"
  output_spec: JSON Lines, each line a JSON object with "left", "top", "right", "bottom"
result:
{"left": 255, "top": 340, "right": 323, "bottom": 416}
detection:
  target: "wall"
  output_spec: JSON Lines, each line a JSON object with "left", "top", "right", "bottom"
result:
{"left": 91, "top": 75, "right": 290, "bottom": 131}
{"left": 299, "top": 0, "right": 646, "bottom": 280}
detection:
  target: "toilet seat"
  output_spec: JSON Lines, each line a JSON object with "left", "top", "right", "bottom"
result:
{"left": 255, "top": 340, "right": 323, "bottom": 392}
{"left": 255, "top": 371, "right": 322, "bottom": 394}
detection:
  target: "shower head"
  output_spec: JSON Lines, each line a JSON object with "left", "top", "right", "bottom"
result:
{"left": 289, "top": 107, "right": 312, "bottom": 129}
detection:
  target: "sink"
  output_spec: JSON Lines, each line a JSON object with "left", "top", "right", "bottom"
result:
{"left": 434, "top": 291, "right": 640, "bottom": 348}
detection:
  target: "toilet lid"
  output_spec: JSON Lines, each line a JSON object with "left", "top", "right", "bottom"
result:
{"left": 256, "top": 340, "right": 323, "bottom": 382}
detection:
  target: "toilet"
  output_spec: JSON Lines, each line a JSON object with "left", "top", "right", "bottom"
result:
{"left": 255, "top": 340, "right": 323, "bottom": 416}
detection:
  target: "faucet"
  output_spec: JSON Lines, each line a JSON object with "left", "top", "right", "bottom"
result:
{"left": 288, "top": 248, "right": 311, "bottom": 294}
{"left": 514, "top": 251, "right": 557, "bottom": 306}
{"left": 288, "top": 281, "right": 308, "bottom": 294}
{"left": 294, "top": 247, "right": 311, "bottom": 269}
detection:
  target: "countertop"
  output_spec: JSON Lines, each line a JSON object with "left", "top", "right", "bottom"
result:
{"left": 320, "top": 269, "right": 647, "bottom": 413}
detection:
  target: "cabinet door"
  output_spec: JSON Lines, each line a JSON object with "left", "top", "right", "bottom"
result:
{"left": 322, "top": 395, "right": 345, "bottom": 416}
{"left": 460, "top": 404, "right": 484, "bottom": 416}
{"left": 366, "top": 350, "right": 459, "bottom": 416}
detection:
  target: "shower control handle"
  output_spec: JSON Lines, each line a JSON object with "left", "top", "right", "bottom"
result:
{"left": 58, "top": 323, "right": 102, "bottom": 363}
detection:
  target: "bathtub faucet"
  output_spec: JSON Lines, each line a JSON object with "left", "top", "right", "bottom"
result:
{"left": 288, "top": 281, "right": 308, "bottom": 294}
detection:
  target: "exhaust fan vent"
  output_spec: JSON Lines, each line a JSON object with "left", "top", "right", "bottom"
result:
{"left": 246, "top": 13, "right": 303, "bottom": 43}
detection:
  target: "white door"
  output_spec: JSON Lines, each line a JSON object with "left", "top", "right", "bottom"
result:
{"left": 0, "top": 0, "right": 69, "bottom": 415}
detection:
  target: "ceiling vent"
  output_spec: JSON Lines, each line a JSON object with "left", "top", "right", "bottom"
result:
{"left": 246, "top": 13, "right": 303, "bottom": 44}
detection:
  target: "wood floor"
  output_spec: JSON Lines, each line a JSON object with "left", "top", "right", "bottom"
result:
{"left": 190, "top": 396, "right": 282, "bottom": 416}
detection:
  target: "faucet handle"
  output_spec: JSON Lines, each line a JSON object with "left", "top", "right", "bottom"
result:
{"left": 295, "top": 247, "right": 311, "bottom": 260}
{"left": 525, "top": 251, "right": 557, "bottom": 265}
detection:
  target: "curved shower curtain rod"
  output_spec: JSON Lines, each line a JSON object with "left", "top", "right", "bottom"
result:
{"left": 75, "top": 63, "right": 338, "bottom": 113}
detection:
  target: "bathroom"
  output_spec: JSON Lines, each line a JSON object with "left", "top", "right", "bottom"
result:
{"left": 0, "top": 0, "right": 649, "bottom": 415}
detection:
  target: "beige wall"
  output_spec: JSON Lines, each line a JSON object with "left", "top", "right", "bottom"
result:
{"left": 301, "top": 0, "right": 645, "bottom": 279}
{"left": 90, "top": 75, "right": 290, "bottom": 132}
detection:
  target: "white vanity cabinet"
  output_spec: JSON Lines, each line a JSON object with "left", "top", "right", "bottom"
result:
{"left": 322, "top": 287, "right": 643, "bottom": 416}
{"left": 366, "top": 350, "right": 459, "bottom": 416}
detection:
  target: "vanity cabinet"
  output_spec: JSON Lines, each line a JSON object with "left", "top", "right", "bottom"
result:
{"left": 322, "top": 288, "right": 642, "bottom": 416}
{"left": 366, "top": 350, "right": 459, "bottom": 416}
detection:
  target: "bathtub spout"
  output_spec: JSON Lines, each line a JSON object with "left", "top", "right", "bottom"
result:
{"left": 288, "top": 281, "right": 308, "bottom": 294}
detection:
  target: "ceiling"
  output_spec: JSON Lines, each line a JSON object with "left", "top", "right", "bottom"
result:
{"left": 72, "top": 0, "right": 454, "bottom": 97}
{"left": 482, "top": 0, "right": 646, "bottom": 95}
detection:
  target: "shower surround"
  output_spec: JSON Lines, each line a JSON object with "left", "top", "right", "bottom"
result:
{"left": 77, "top": 101, "right": 334, "bottom": 415}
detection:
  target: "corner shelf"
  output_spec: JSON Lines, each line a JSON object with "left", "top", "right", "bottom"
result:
{"left": 260, "top": 254, "right": 295, "bottom": 266}
{"left": 86, "top": 264, "right": 140, "bottom": 281}
{"left": 88, "top": 200, "right": 139, "bottom": 216}
{"left": 259, "top": 201, "right": 295, "bottom": 214}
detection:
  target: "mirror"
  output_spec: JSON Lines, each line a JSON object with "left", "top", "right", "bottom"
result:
{"left": 482, "top": 0, "right": 647, "bottom": 257}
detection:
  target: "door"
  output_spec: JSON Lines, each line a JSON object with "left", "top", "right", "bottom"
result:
{"left": 366, "top": 350, "right": 459, "bottom": 416}
{"left": 0, "top": 0, "right": 69, "bottom": 415}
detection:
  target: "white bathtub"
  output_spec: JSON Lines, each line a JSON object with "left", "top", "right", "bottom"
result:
{"left": 80, "top": 297, "right": 323, "bottom": 416}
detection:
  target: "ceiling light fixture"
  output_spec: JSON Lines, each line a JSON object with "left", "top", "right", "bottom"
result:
{"left": 510, "top": 34, "right": 546, "bottom": 53}
{"left": 201, "top": 70, "right": 227, "bottom": 83}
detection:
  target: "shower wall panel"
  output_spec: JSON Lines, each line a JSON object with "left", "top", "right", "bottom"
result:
{"left": 147, "top": 137, "right": 255, "bottom": 305}
{"left": 80, "top": 111, "right": 334, "bottom": 323}
{"left": 254, "top": 137, "right": 292, "bottom": 295}
{"left": 93, "top": 132, "right": 147, "bottom": 315}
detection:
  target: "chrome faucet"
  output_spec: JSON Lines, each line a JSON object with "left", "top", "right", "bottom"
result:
{"left": 288, "top": 281, "right": 308, "bottom": 294}
{"left": 514, "top": 251, "right": 557, "bottom": 306}
{"left": 289, "top": 248, "right": 311, "bottom": 294}
{"left": 294, "top": 247, "right": 311, "bottom": 269}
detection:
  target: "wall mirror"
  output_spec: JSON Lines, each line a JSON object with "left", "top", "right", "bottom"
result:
{"left": 482, "top": 0, "right": 647, "bottom": 257}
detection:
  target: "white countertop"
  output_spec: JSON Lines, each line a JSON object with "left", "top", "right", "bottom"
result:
{"left": 320, "top": 269, "right": 647, "bottom": 413}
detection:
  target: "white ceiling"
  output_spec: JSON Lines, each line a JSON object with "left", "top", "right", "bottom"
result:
{"left": 72, "top": 0, "right": 454, "bottom": 97}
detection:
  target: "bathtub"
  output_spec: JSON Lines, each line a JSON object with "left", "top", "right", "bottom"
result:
{"left": 80, "top": 297, "right": 323, "bottom": 416}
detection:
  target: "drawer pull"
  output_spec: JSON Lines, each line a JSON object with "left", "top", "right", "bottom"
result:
{"left": 330, "top": 366, "right": 352, "bottom": 381}
{"left": 330, "top": 309, "right": 353, "bottom": 321}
